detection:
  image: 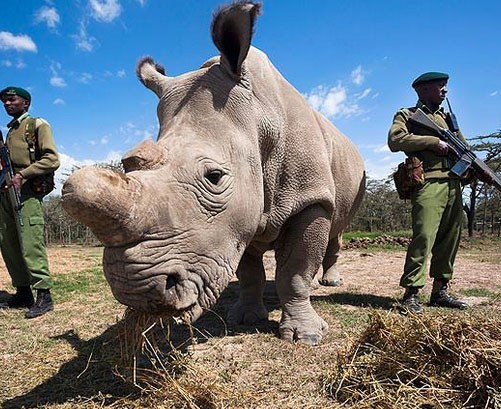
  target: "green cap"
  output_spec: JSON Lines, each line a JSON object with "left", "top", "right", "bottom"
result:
{"left": 0, "top": 86, "right": 32, "bottom": 102}
{"left": 411, "top": 72, "right": 449, "bottom": 88}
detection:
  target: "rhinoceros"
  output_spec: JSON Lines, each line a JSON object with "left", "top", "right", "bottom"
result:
{"left": 62, "top": 2, "right": 365, "bottom": 345}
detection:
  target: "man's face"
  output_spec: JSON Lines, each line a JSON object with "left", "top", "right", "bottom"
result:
{"left": 2, "top": 95, "right": 29, "bottom": 118}
{"left": 418, "top": 80, "right": 448, "bottom": 107}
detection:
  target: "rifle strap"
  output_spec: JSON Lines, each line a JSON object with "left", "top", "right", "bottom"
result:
{"left": 22, "top": 117, "right": 56, "bottom": 195}
{"left": 24, "top": 117, "right": 39, "bottom": 164}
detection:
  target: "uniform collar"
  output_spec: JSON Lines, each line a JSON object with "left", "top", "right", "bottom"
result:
{"left": 6, "top": 112, "right": 30, "bottom": 129}
{"left": 416, "top": 100, "right": 446, "bottom": 117}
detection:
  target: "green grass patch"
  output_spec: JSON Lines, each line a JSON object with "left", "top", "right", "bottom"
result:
{"left": 460, "top": 287, "right": 499, "bottom": 299}
{"left": 365, "top": 243, "right": 405, "bottom": 251}
{"left": 344, "top": 230, "right": 412, "bottom": 240}
{"left": 53, "top": 267, "right": 106, "bottom": 301}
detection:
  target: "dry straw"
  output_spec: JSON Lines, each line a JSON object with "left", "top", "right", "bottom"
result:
{"left": 115, "top": 308, "right": 237, "bottom": 409}
{"left": 325, "top": 311, "right": 501, "bottom": 408}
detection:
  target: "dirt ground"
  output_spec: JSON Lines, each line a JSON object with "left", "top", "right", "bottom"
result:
{"left": 1, "top": 242, "right": 499, "bottom": 312}
{"left": 0, "top": 243, "right": 499, "bottom": 409}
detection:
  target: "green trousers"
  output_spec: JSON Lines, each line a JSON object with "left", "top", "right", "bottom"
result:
{"left": 400, "top": 178, "right": 463, "bottom": 288}
{"left": 0, "top": 189, "right": 52, "bottom": 289}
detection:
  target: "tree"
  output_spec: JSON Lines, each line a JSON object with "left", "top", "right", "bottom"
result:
{"left": 463, "top": 130, "right": 501, "bottom": 236}
{"left": 350, "top": 177, "right": 411, "bottom": 232}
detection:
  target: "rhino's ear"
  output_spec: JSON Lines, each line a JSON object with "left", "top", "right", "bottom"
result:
{"left": 136, "top": 56, "right": 171, "bottom": 98}
{"left": 211, "top": 2, "right": 262, "bottom": 79}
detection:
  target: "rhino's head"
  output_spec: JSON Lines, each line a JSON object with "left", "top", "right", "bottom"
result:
{"left": 62, "top": 2, "right": 264, "bottom": 320}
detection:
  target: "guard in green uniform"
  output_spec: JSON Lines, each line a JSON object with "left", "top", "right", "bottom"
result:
{"left": 388, "top": 72, "right": 469, "bottom": 314}
{"left": 0, "top": 86, "right": 60, "bottom": 318}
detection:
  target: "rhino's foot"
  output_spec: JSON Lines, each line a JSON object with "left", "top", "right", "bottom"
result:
{"left": 279, "top": 310, "right": 328, "bottom": 346}
{"left": 319, "top": 277, "right": 344, "bottom": 287}
{"left": 227, "top": 301, "right": 268, "bottom": 326}
{"left": 310, "top": 278, "right": 321, "bottom": 290}
{"left": 320, "top": 268, "right": 344, "bottom": 287}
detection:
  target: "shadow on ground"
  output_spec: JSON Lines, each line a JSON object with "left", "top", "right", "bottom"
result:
{"left": 0, "top": 290, "right": 13, "bottom": 303}
{"left": 2, "top": 279, "right": 397, "bottom": 408}
{"left": 1, "top": 281, "right": 278, "bottom": 408}
{"left": 316, "top": 292, "right": 398, "bottom": 310}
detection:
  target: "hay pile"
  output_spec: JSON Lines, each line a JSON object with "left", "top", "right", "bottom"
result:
{"left": 116, "top": 309, "right": 237, "bottom": 409}
{"left": 325, "top": 311, "right": 501, "bottom": 409}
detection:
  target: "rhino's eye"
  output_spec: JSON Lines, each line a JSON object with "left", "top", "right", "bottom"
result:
{"left": 205, "top": 169, "right": 223, "bottom": 185}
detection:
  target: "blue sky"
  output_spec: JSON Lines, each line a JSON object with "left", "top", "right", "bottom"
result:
{"left": 1, "top": 0, "right": 500, "bottom": 194}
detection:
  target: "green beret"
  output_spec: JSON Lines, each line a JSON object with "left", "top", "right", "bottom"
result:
{"left": 0, "top": 86, "right": 31, "bottom": 102}
{"left": 411, "top": 72, "right": 449, "bottom": 88}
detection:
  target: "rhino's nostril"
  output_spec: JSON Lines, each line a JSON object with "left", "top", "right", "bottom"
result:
{"left": 166, "top": 275, "right": 178, "bottom": 290}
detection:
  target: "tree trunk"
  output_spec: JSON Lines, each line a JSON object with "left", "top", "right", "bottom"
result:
{"left": 466, "top": 182, "right": 477, "bottom": 237}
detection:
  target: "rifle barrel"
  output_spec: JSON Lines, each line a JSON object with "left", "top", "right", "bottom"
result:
{"left": 409, "top": 109, "right": 501, "bottom": 192}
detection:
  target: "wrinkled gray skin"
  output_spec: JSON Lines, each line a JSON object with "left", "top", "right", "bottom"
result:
{"left": 62, "top": 2, "right": 365, "bottom": 345}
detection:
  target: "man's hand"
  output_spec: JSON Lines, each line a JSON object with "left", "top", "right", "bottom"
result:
{"left": 8, "top": 173, "right": 23, "bottom": 190}
{"left": 431, "top": 140, "right": 449, "bottom": 156}
{"left": 477, "top": 169, "right": 494, "bottom": 185}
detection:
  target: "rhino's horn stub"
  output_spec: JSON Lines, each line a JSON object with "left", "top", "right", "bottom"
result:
{"left": 122, "top": 139, "right": 167, "bottom": 172}
{"left": 211, "top": 2, "right": 262, "bottom": 78}
{"left": 137, "top": 56, "right": 170, "bottom": 98}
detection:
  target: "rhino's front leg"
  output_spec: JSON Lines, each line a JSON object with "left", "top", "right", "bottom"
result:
{"left": 275, "top": 204, "right": 330, "bottom": 345}
{"left": 227, "top": 250, "right": 268, "bottom": 325}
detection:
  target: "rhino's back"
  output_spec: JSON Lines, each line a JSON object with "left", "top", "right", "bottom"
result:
{"left": 245, "top": 47, "right": 364, "bottom": 243}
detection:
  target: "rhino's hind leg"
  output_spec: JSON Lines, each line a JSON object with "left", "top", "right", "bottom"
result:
{"left": 319, "top": 235, "right": 344, "bottom": 287}
{"left": 227, "top": 250, "right": 268, "bottom": 325}
{"left": 275, "top": 204, "right": 330, "bottom": 345}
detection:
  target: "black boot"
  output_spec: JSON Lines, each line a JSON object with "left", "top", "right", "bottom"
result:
{"left": 401, "top": 287, "right": 423, "bottom": 314}
{"left": 0, "top": 287, "right": 34, "bottom": 309}
{"left": 25, "top": 289, "right": 54, "bottom": 319}
{"left": 429, "top": 281, "right": 469, "bottom": 310}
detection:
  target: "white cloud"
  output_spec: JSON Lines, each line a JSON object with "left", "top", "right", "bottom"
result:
{"left": 118, "top": 121, "right": 156, "bottom": 144}
{"left": 104, "top": 70, "right": 126, "bottom": 78}
{"left": 90, "top": 0, "right": 122, "bottom": 22}
{"left": 53, "top": 98, "right": 65, "bottom": 105}
{"left": 53, "top": 153, "right": 95, "bottom": 196}
{"left": 50, "top": 76, "right": 67, "bottom": 87}
{"left": 135, "top": 0, "right": 147, "bottom": 6}
{"left": 49, "top": 62, "right": 67, "bottom": 87}
{"left": 78, "top": 73, "right": 93, "bottom": 83}
{"left": 2, "top": 59, "right": 27, "bottom": 69}
{"left": 305, "top": 84, "right": 361, "bottom": 119}
{"left": 0, "top": 32, "right": 37, "bottom": 52}
{"left": 364, "top": 155, "right": 403, "bottom": 180}
{"left": 34, "top": 6, "right": 60, "bottom": 30}
{"left": 490, "top": 90, "right": 498, "bottom": 97}
{"left": 374, "top": 144, "right": 391, "bottom": 154}
{"left": 73, "top": 21, "right": 97, "bottom": 52}
{"left": 351, "top": 65, "right": 365, "bottom": 85}
{"left": 88, "top": 135, "right": 111, "bottom": 146}
{"left": 355, "top": 88, "right": 372, "bottom": 100}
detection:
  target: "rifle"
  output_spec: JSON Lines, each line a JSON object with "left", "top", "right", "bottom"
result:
{"left": 0, "top": 130, "right": 23, "bottom": 226}
{"left": 408, "top": 108, "right": 501, "bottom": 192}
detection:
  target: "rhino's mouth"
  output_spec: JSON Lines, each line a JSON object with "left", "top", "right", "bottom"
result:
{"left": 102, "top": 243, "right": 223, "bottom": 319}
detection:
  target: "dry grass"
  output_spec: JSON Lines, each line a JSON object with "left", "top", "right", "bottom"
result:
{"left": 325, "top": 311, "right": 501, "bottom": 409}
{"left": 0, "top": 242, "right": 500, "bottom": 408}
{"left": 115, "top": 309, "right": 243, "bottom": 409}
